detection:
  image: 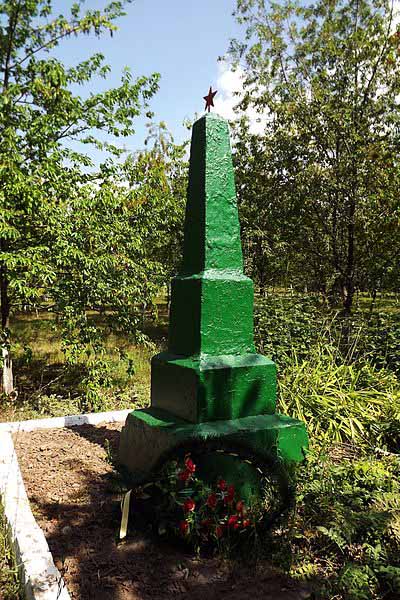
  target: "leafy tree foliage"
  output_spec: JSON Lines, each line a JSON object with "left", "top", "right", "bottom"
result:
{"left": 231, "top": 0, "right": 400, "bottom": 312}
{"left": 0, "top": 0, "right": 161, "bottom": 393}
{"left": 43, "top": 140, "right": 186, "bottom": 411}
{"left": 51, "top": 142, "right": 187, "bottom": 365}
{"left": 143, "top": 121, "right": 188, "bottom": 283}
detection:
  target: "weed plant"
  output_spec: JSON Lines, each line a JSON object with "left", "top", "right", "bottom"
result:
{"left": 254, "top": 294, "right": 400, "bottom": 598}
{"left": 0, "top": 504, "right": 21, "bottom": 599}
{"left": 286, "top": 449, "right": 400, "bottom": 599}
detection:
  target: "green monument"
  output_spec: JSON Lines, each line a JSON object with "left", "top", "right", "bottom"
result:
{"left": 119, "top": 110, "right": 307, "bottom": 488}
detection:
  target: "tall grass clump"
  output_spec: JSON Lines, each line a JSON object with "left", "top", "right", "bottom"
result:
{"left": 255, "top": 294, "right": 400, "bottom": 451}
{"left": 279, "top": 344, "right": 400, "bottom": 451}
{"left": 254, "top": 294, "right": 400, "bottom": 599}
{"left": 0, "top": 503, "right": 21, "bottom": 599}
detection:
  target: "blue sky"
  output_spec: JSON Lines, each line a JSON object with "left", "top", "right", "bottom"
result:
{"left": 51, "top": 0, "right": 242, "bottom": 160}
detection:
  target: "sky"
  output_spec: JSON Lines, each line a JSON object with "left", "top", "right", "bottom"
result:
{"left": 51, "top": 0, "right": 247, "bottom": 161}
{"left": 49, "top": 0, "right": 400, "bottom": 163}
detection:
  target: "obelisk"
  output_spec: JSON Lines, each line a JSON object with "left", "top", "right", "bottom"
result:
{"left": 119, "top": 110, "right": 307, "bottom": 486}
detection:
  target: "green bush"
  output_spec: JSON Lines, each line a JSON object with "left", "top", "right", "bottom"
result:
{"left": 290, "top": 450, "right": 400, "bottom": 599}
{"left": 254, "top": 295, "right": 400, "bottom": 376}
{"left": 254, "top": 295, "right": 326, "bottom": 368}
{"left": 348, "top": 311, "right": 400, "bottom": 375}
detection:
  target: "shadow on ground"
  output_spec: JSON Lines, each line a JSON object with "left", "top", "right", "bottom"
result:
{"left": 15, "top": 422, "right": 315, "bottom": 600}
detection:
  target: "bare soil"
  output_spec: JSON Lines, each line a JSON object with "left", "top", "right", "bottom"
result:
{"left": 13, "top": 423, "right": 312, "bottom": 600}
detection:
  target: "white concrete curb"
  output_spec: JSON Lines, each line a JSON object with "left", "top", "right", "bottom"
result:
{"left": 0, "top": 408, "right": 131, "bottom": 433}
{"left": 0, "top": 409, "right": 131, "bottom": 599}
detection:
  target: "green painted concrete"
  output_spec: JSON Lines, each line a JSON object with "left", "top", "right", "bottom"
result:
{"left": 119, "top": 112, "right": 308, "bottom": 495}
{"left": 181, "top": 114, "right": 243, "bottom": 274}
{"left": 152, "top": 113, "right": 276, "bottom": 422}
{"left": 151, "top": 352, "right": 276, "bottom": 422}
{"left": 168, "top": 271, "right": 255, "bottom": 357}
{"left": 169, "top": 115, "right": 254, "bottom": 359}
{"left": 119, "top": 407, "right": 308, "bottom": 478}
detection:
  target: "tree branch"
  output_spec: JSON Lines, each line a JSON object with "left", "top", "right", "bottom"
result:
{"left": 362, "top": 0, "right": 394, "bottom": 107}
{"left": 10, "top": 23, "right": 82, "bottom": 70}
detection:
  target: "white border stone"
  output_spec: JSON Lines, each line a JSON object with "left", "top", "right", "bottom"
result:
{"left": 0, "top": 409, "right": 131, "bottom": 599}
{"left": 0, "top": 408, "right": 131, "bottom": 434}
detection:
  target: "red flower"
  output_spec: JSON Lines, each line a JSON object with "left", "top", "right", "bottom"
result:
{"left": 224, "top": 484, "right": 235, "bottom": 505}
{"left": 184, "top": 456, "right": 196, "bottom": 473}
{"left": 217, "top": 479, "right": 227, "bottom": 491}
{"left": 215, "top": 525, "right": 224, "bottom": 538}
{"left": 207, "top": 493, "right": 217, "bottom": 509}
{"left": 179, "top": 520, "right": 189, "bottom": 535}
{"left": 183, "top": 498, "right": 196, "bottom": 513}
{"left": 178, "top": 469, "right": 191, "bottom": 482}
{"left": 236, "top": 500, "right": 245, "bottom": 514}
{"left": 242, "top": 519, "right": 252, "bottom": 528}
{"left": 201, "top": 518, "right": 212, "bottom": 529}
{"left": 228, "top": 515, "right": 239, "bottom": 528}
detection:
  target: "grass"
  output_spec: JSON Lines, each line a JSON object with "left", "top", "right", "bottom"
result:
{"left": 0, "top": 311, "right": 163, "bottom": 422}
{"left": 0, "top": 503, "right": 21, "bottom": 599}
{"left": 284, "top": 447, "right": 400, "bottom": 599}
{"left": 278, "top": 344, "right": 400, "bottom": 450}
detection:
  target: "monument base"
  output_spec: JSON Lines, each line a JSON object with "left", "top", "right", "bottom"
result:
{"left": 151, "top": 352, "right": 276, "bottom": 423}
{"left": 118, "top": 407, "right": 307, "bottom": 497}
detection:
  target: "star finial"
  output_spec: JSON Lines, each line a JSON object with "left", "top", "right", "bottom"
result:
{"left": 203, "top": 86, "right": 217, "bottom": 112}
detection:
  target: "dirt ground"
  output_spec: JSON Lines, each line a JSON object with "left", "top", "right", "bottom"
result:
{"left": 13, "top": 423, "right": 312, "bottom": 600}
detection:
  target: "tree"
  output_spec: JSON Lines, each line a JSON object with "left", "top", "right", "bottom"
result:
{"left": 0, "top": 0, "right": 159, "bottom": 394}
{"left": 143, "top": 121, "right": 188, "bottom": 287}
{"left": 47, "top": 143, "right": 186, "bottom": 409}
{"left": 230, "top": 0, "right": 400, "bottom": 313}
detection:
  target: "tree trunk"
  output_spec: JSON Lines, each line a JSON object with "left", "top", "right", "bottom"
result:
{"left": 166, "top": 283, "right": 171, "bottom": 311}
{"left": 2, "top": 346, "right": 13, "bottom": 396}
{"left": 342, "top": 280, "right": 355, "bottom": 317}
{"left": 0, "top": 262, "right": 14, "bottom": 396}
{"left": 0, "top": 3, "right": 19, "bottom": 397}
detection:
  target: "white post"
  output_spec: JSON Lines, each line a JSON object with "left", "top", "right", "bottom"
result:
{"left": 2, "top": 345, "right": 14, "bottom": 396}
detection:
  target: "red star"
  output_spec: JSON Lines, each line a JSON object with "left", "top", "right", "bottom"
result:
{"left": 203, "top": 86, "right": 217, "bottom": 112}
